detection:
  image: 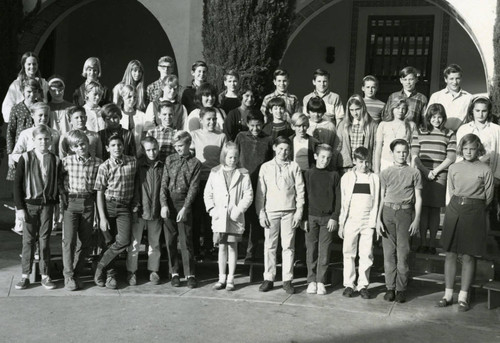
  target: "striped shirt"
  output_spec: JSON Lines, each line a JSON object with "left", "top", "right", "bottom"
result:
{"left": 364, "top": 98, "right": 385, "bottom": 123}
{"left": 94, "top": 155, "right": 137, "bottom": 203}
{"left": 411, "top": 128, "right": 457, "bottom": 169}
{"left": 303, "top": 90, "right": 344, "bottom": 123}
{"left": 62, "top": 154, "right": 103, "bottom": 195}
{"left": 383, "top": 90, "right": 428, "bottom": 127}
{"left": 261, "top": 91, "right": 300, "bottom": 123}
{"left": 146, "top": 126, "right": 176, "bottom": 162}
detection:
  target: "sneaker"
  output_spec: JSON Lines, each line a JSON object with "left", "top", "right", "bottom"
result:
{"left": 316, "top": 282, "right": 327, "bottom": 295}
{"left": 41, "top": 276, "right": 56, "bottom": 290}
{"left": 15, "top": 277, "right": 30, "bottom": 290}
{"left": 259, "top": 280, "right": 274, "bottom": 292}
{"left": 94, "top": 268, "right": 105, "bottom": 287}
{"left": 106, "top": 276, "right": 117, "bottom": 289}
{"left": 343, "top": 287, "right": 355, "bottom": 298}
{"left": 359, "top": 287, "right": 370, "bottom": 299}
{"left": 384, "top": 290, "right": 396, "bottom": 302}
{"left": 127, "top": 272, "right": 137, "bottom": 286}
{"left": 283, "top": 281, "right": 295, "bottom": 294}
{"left": 171, "top": 275, "right": 181, "bottom": 287}
{"left": 150, "top": 272, "right": 160, "bottom": 285}
{"left": 395, "top": 291, "right": 406, "bottom": 303}
{"left": 212, "top": 282, "right": 225, "bottom": 290}
{"left": 187, "top": 276, "right": 197, "bottom": 289}
{"left": 306, "top": 282, "right": 317, "bottom": 294}
{"left": 225, "top": 282, "right": 235, "bottom": 291}
{"left": 64, "top": 277, "right": 78, "bottom": 291}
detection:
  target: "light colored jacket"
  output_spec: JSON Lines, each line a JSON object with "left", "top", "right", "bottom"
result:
{"left": 339, "top": 170, "right": 380, "bottom": 229}
{"left": 204, "top": 165, "right": 253, "bottom": 235}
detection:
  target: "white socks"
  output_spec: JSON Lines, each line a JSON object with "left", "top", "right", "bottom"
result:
{"left": 218, "top": 274, "right": 227, "bottom": 283}
{"left": 458, "top": 290, "right": 468, "bottom": 303}
{"left": 444, "top": 288, "right": 453, "bottom": 301}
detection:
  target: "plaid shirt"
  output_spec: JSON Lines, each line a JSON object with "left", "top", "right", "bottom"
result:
{"left": 146, "top": 79, "right": 164, "bottom": 104}
{"left": 348, "top": 122, "right": 365, "bottom": 156}
{"left": 146, "top": 126, "right": 176, "bottom": 162}
{"left": 94, "top": 155, "right": 137, "bottom": 203}
{"left": 383, "top": 89, "right": 428, "bottom": 127}
{"left": 160, "top": 153, "right": 201, "bottom": 209}
{"left": 62, "top": 154, "right": 103, "bottom": 195}
{"left": 260, "top": 91, "right": 300, "bottom": 123}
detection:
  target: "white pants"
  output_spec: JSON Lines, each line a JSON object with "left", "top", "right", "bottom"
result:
{"left": 342, "top": 220, "right": 374, "bottom": 289}
{"left": 264, "top": 211, "right": 295, "bottom": 282}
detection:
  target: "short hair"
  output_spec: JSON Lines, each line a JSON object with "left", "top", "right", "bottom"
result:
{"left": 141, "top": 136, "right": 159, "bottom": 148}
{"left": 195, "top": 82, "right": 217, "bottom": 108}
{"left": 158, "top": 56, "right": 175, "bottom": 66}
{"left": 85, "top": 81, "right": 103, "bottom": 95}
{"left": 173, "top": 130, "right": 192, "bottom": 145}
{"left": 238, "top": 84, "right": 256, "bottom": 99}
{"left": 362, "top": 75, "right": 379, "bottom": 87}
{"left": 219, "top": 141, "right": 240, "bottom": 165}
{"left": 246, "top": 109, "right": 264, "bottom": 123}
{"left": 399, "top": 66, "right": 419, "bottom": 78}
{"left": 66, "top": 129, "right": 90, "bottom": 147}
{"left": 67, "top": 106, "right": 86, "bottom": 120}
{"left": 273, "top": 69, "right": 289, "bottom": 80}
{"left": 101, "top": 103, "right": 122, "bottom": 120}
{"left": 29, "top": 102, "right": 50, "bottom": 115}
{"left": 273, "top": 135, "right": 292, "bottom": 147}
{"left": 306, "top": 96, "right": 326, "bottom": 114}
{"left": 464, "top": 95, "right": 493, "bottom": 123}
{"left": 21, "top": 77, "right": 42, "bottom": 93}
{"left": 199, "top": 106, "right": 216, "bottom": 118}
{"left": 267, "top": 97, "right": 286, "bottom": 112}
{"left": 443, "top": 64, "right": 462, "bottom": 78}
{"left": 312, "top": 69, "right": 330, "bottom": 80}
{"left": 315, "top": 143, "right": 333, "bottom": 155}
{"left": 106, "top": 133, "right": 124, "bottom": 146}
{"left": 32, "top": 124, "right": 51, "bottom": 138}
{"left": 291, "top": 112, "right": 309, "bottom": 127}
{"left": 120, "top": 84, "right": 136, "bottom": 99}
{"left": 47, "top": 75, "right": 65, "bottom": 89}
{"left": 389, "top": 138, "right": 409, "bottom": 152}
{"left": 224, "top": 69, "right": 240, "bottom": 81}
{"left": 191, "top": 60, "right": 208, "bottom": 72}
{"left": 457, "top": 133, "right": 486, "bottom": 157}
{"left": 81, "top": 57, "right": 102, "bottom": 78}
{"left": 158, "top": 101, "right": 175, "bottom": 112}
{"left": 164, "top": 74, "right": 179, "bottom": 88}
{"left": 423, "top": 103, "right": 447, "bottom": 132}
{"left": 353, "top": 146, "right": 369, "bottom": 160}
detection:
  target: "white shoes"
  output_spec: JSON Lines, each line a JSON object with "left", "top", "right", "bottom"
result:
{"left": 306, "top": 282, "right": 317, "bottom": 294}
{"left": 316, "top": 282, "right": 326, "bottom": 295}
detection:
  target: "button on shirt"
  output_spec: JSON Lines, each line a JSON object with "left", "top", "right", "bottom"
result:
{"left": 94, "top": 155, "right": 137, "bottom": 203}
{"left": 34, "top": 150, "right": 51, "bottom": 185}
{"left": 146, "top": 126, "right": 176, "bottom": 162}
{"left": 63, "top": 154, "right": 103, "bottom": 195}
{"left": 427, "top": 88, "right": 473, "bottom": 131}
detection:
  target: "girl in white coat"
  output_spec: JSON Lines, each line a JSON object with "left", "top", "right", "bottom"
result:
{"left": 204, "top": 142, "right": 253, "bottom": 290}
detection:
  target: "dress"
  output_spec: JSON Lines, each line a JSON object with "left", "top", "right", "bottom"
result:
{"left": 49, "top": 100, "right": 73, "bottom": 135}
{"left": 7, "top": 102, "right": 34, "bottom": 180}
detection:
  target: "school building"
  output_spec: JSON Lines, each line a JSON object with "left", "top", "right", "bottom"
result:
{"left": 20, "top": 0, "right": 495, "bottom": 103}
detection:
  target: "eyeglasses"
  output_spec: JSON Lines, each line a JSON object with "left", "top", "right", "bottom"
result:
{"left": 158, "top": 65, "right": 172, "bottom": 69}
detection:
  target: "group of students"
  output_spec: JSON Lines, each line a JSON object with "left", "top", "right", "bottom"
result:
{"left": 2, "top": 52, "right": 498, "bottom": 314}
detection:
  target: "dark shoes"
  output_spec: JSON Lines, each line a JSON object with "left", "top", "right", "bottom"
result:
{"left": 94, "top": 268, "right": 105, "bottom": 287}
{"left": 171, "top": 275, "right": 181, "bottom": 287}
{"left": 342, "top": 287, "right": 355, "bottom": 298}
{"left": 359, "top": 287, "right": 370, "bottom": 299}
{"left": 437, "top": 298, "right": 453, "bottom": 307}
{"left": 395, "top": 291, "right": 406, "bottom": 303}
{"left": 283, "top": 281, "right": 295, "bottom": 294}
{"left": 458, "top": 300, "right": 470, "bottom": 312}
{"left": 259, "top": 280, "right": 274, "bottom": 292}
{"left": 187, "top": 276, "right": 198, "bottom": 289}
{"left": 15, "top": 277, "right": 30, "bottom": 290}
{"left": 384, "top": 290, "right": 396, "bottom": 302}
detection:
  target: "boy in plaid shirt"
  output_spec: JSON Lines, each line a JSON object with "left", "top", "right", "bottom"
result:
{"left": 93, "top": 134, "right": 137, "bottom": 289}
{"left": 146, "top": 101, "right": 177, "bottom": 162}
{"left": 60, "top": 130, "right": 103, "bottom": 291}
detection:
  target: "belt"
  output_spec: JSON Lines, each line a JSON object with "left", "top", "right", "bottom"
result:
{"left": 106, "top": 196, "right": 130, "bottom": 205}
{"left": 453, "top": 196, "right": 485, "bottom": 205}
{"left": 69, "top": 193, "right": 94, "bottom": 199}
{"left": 384, "top": 202, "right": 413, "bottom": 210}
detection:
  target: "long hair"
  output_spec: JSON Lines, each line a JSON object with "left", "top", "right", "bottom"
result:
{"left": 343, "top": 94, "right": 373, "bottom": 136}
{"left": 386, "top": 95, "right": 413, "bottom": 141}
{"left": 422, "top": 103, "right": 448, "bottom": 133}
{"left": 121, "top": 60, "right": 145, "bottom": 111}
{"left": 463, "top": 95, "right": 493, "bottom": 124}
{"left": 17, "top": 52, "right": 42, "bottom": 83}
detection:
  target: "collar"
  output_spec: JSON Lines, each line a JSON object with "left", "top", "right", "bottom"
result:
{"left": 34, "top": 149, "right": 49, "bottom": 161}
{"left": 469, "top": 121, "right": 491, "bottom": 129}
{"left": 76, "top": 154, "right": 91, "bottom": 163}
{"left": 159, "top": 125, "right": 175, "bottom": 132}
{"left": 353, "top": 119, "right": 361, "bottom": 125}
{"left": 273, "top": 158, "right": 290, "bottom": 167}
{"left": 314, "top": 89, "right": 330, "bottom": 98}
{"left": 274, "top": 90, "right": 289, "bottom": 98}
{"left": 112, "top": 156, "right": 124, "bottom": 165}
{"left": 402, "top": 89, "right": 415, "bottom": 97}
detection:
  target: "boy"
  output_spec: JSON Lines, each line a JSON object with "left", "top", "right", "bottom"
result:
{"left": 256, "top": 136, "right": 305, "bottom": 294}
{"left": 147, "top": 56, "right": 176, "bottom": 104}
{"left": 60, "top": 130, "right": 103, "bottom": 291}
{"left": 361, "top": 75, "right": 385, "bottom": 124}
{"left": 290, "top": 113, "right": 319, "bottom": 171}
{"left": 427, "top": 64, "right": 473, "bottom": 131}
{"left": 377, "top": 139, "right": 422, "bottom": 303}
{"left": 98, "top": 103, "right": 136, "bottom": 159}
{"left": 383, "top": 66, "right": 427, "bottom": 127}
{"left": 14, "top": 125, "right": 62, "bottom": 290}
{"left": 338, "top": 147, "right": 380, "bottom": 299}
{"left": 59, "top": 105, "right": 102, "bottom": 159}
{"left": 145, "top": 74, "right": 187, "bottom": 130}
{"left": 303, "top": 69, "right": 344, "bottom": 124}
{"left": 305, "top": 97, "right": 340, "bottom": 153}
{"left": 304, "top": 144, "right": 340, "bottom": 295}
{"left": 160, "top": 131, "right": 202, "bottom": 288}
{"left": 234, "top": 110, "right": 273, "bottom": 262}
{"left": 126, "top": 136, "right": 164, "bottom": 285}
{"left": 218, "top": 69, "right": 241, "bottom": 114}
{"left": 260, "top": 69, "right": 300, "bottom": 122}
{"left": 146, "top": 101, "right": 177, "bottom": 162}
{"left": 93, "top": 134, "right": 137, "bottom": 289}
{"left": 262, "top": 97, "right": 294, "bottom": 141}
{"left": 182, "top": 61, "right": 208, "bottom": 113}
{"left": 83, "top": 81, "right": 105, "bottom": 132}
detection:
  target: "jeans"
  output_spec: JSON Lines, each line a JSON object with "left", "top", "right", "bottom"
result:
{"left": 22, "top": 204, "right": 54, "bottom": 276}
{"left": 126, "top": 218, "right": 163, "bottom": 273}
{"left": 62, "top": 197, "right": 95, "bottom": 278}
{"left": 306, "top": 215, "right": 334, "bottom": 284}
{"left": 264, "top": 210, "right": 295, "bottom": 282}
{"left": 245, "top": 203, "right": 262, "bottom": 258}
{"left": 381, "top": 206, "right": 413, "bottom": 291}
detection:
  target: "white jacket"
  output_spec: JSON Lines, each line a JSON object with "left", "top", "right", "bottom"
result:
{"left": 204, "top": 165, "right": 253, "bottom": 235}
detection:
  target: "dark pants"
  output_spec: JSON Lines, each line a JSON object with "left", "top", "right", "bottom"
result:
{"left": 305, "top": 215, "right": 334, "bottom": 283}
{"left": 164, "top": 196, "right": 195, "bottom": 277}
{"left": 97, "top": 200, "right": 132, "bottom": 277}
{"left": 192, "top": 180, "right": 211, "bottom": 256}
{"left": 381, "top": 206, "right": 413, "bottom": 292}
{"left": 245, "top": 203, "right": 262, "bottom": 258}
{"left": 62, "top": 197, "right": 95, "bottom": 278}
{"left": 22, "top": 204, "right": 54, "bottom": 276}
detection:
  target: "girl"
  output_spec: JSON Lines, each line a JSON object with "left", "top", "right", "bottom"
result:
{"left": 204, "top": 142, "right": 253, "bottom": 291}
{"left": 185, "top": 83, "right": 226, "bottom": 132}
{"left": 218, "top": 69, "right": 241, "bottom": 114}
{"left": 2, "top": 52, "right": 48, "bottom": 123}
{"left": 374, "top": 96, "right": 416, "bottom": 173}
{"left": 73, "top": 57, "right": 110, "bottom": 107}
{"left": 83, "top": 81, "right": 105, "bottom": 132}
{"left": 338, "top": 94, "right": 378, "bottom": 171}
{"left": 181, "top": 60, "right": 208, "bottom": 113}
{"left": 113, "top": 60, "right": 146, "bottom": 111}
{"left": 223, "top": 84, "right": 256, "bottom": 141}
{"left": 47, "top": 75, "right": 73, "bottom": 135}
{"left": 7, "top": 78, "right": 42, "bottom": 181}
{"left": 439, "top": 134, "right": 493, "bottom": 311}
{"left": 120, "top": 85, "right": 155, "bottom": 154}
{"left": 411, "top": 104, "right": 456, "bottom": 254}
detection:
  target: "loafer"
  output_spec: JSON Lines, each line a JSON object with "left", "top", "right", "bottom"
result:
{"left": 212, "top": 282, "right": 226, "bottom": 290}
{"left": 171, "top": 275, "right": 181, "bottom": 287}
{"left": 359, "top": 287, "right": 370, "bottom": 299}
{"left": 343, "top": 287, "right": 355, "bottom": 298}
{"left": 384, "top": 290, "right": 396, "bottom": 302}
{"left": 225, "top": 282, "right": 235, "bottom": 291}
{"left": 306, "top": 282, "right": 317, "bottom": 294}
{"left": 259, "top": 280, "right": 274, "bottom": 292}
{"left": 187, "top": 276, "right": 197, "bottom": 289}
{"left": 316, "top": 282, "right": 327, "bottom": 295}
{"left": 150, "top": 272, "right": 160, "bottom": 285}
{"left": 283, "top": 281, "right": 295, "bottom": 294}
{"left": 127, "top": 272, "right": 137, "bottom": 286}
{"left": 94, "top": 268, "right": 105, "bottom": 287}
{"left": 105, "top": 276, "right": 117, "bottom": 289}
{"left": 15, "top": 277, "right": 30, "bottom": 290}
{"left": 437, "top": 298, "right": 453, "bottom": 307}
{"left": 64, "top": 277, "right": 78, "bottom": 291}
{"left": 41, "top": 277, "right": 56, "bottom": 290}
{"left": 458, "top": 300, "right": 470, "bottom": 312}
{"left": 395, "top": 291, "right": 406, "bottom": 303}
{"left": 428, "top": 247, "right": 437, "bottom": 255}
